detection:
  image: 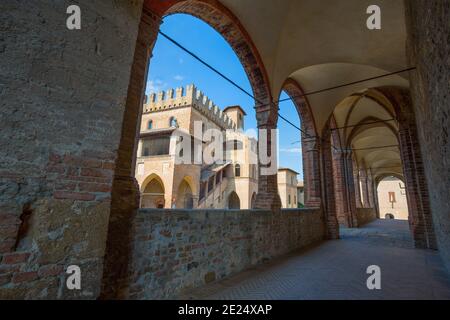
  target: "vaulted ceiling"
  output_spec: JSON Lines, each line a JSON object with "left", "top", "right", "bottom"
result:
{"left": 151, "top": 0, "right": 410, "bottom": 179}
{"left": 221, "top": 0, "right": 408, "bottom": 125}
{"left": 219, "top": 0, "right": 408, "bottom": 179}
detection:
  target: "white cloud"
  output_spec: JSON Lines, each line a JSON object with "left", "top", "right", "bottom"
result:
{"left": 174, "top": 75, "right": 184, "bottom": 81}
{"left": 279, "top": 147, "right": 302, "bottom": 153}
{"left": 146, "top": 79, "right": 167, "bottom": 94}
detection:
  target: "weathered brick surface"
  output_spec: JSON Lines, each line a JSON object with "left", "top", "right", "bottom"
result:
{"left": 321, "top": 127, "right": 340, "bottom": 240}
{"left": 376, "top": 87, "right": 437, "bottom": 250}
{"left": 405, "top": 0, "right": 450, "bottom": 270}
{"left": 127, "top": 208, "right": 325, "bottom": 299}
{"left": 0, "top": 0, "right": 143, "bottom": 298}
{"left": 283, "top": 79, "right": 322, "bottom": 208}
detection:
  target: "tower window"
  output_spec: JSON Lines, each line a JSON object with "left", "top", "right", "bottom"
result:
{"left": 169, "top": 117, "right": 178, "bottom": 127}
{"left": 148, "top": 120, "right": 153, "bottom": 130}
{"left": 235, "top": 164, "right": 241, "bottom": 177}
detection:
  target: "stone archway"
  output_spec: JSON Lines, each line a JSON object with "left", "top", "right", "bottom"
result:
{"left": 250, "top": 192, "right": 257, "bottom": 209}
{"left": 320, "top": 84, "right": 437, "bottom": 249}
{"left": 101, "top": 0, "right": 275, "bottom": 299}
{"left": 176, "top": 178, "right": 194, "bottom": 209}
{"left": 228, "top": 191, "right": 240, "bottom": 209}
{"left": 141, "top": 174, "right": 165, "bottom": 208}
{"left": 376, "top": 175, "right": 409, "bottom": 221}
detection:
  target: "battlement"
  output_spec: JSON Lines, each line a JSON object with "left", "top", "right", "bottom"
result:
{"left": 143, "top": 84, "right": 237, "bottom": 130}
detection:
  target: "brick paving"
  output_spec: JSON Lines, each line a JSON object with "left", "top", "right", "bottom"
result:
{"left": 180, "top": 220, "right": 450, "bottom": 300}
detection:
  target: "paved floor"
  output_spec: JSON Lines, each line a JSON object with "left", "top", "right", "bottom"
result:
{"left": 181, "top": 220, "right": 450, "bottom": 300}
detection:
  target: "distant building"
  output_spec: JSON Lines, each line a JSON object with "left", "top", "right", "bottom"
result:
{"left": 135, "top": 85, "right": 258, "bottom": 210}
{"left": 277, "top": 168, "right": 299, "bottom": 208}
{"left": 136, "top": 85, "right": 300, "bottom": 210}
{"left": 297, "top": 181, "right": 305, "bottom": 207}
{"left": 377, "top": 177, "right": 409, "bottom": 220}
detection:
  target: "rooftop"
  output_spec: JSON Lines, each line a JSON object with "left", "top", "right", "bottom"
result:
{"left": 278, "top": 167, "right": 300, "bottom": 175}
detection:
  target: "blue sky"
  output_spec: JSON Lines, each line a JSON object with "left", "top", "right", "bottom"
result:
{"left": 146, "top": 14, "right": 304, "bottom": 180}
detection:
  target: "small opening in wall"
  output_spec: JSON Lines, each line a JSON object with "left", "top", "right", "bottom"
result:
{"left": 14, "top": 203, "right": 33, "bottom": 251}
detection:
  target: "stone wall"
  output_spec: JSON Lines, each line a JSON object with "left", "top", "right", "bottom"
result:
{"left": 405, "top": 1, "right": 450, "bottom": 268}
{"left": 127, "top": 208, "right": 325, "bottom": 299}
{"left": 0, "top": 0, "right": 143, "bottom": 299}
{"left": 356, "top": 208, "right": 377, "bottom": 227}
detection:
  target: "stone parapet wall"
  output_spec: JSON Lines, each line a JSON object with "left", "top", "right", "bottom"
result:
{"left": 127, "top": 208, "right": 325, "bottom": 299}
{"left": 356, "top": 208, "right": 377, "bottom": 227}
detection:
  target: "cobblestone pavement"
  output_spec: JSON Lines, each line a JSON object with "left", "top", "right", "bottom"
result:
{"left": 180, "top": 220, "right": 450, "bottom": 300}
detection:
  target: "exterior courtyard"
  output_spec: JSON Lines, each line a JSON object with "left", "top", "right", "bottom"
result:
{"left": 0, "top": 0, "right": 449, "bottom": 300}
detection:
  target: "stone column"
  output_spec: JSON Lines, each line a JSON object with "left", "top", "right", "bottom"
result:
{"left": 254, "top": 105, "right": 281, "bottom": 211}
{"left": 100, "top": 7, "right": 162, "bottom": 299}
{"left": 302, "top": 137, "right": 322, "bottom": 207}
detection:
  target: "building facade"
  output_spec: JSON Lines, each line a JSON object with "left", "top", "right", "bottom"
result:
{"left": 377, "top": 177, "right": 409, "bottom": 220}
{"left": 297, "top": 181, "right": 305, "bottom": 207}
{"left": 277, "top": 168, "right": 299, "bottom": 208}
{"left": 135, "top": 85, "right": 258, "bottom": 210}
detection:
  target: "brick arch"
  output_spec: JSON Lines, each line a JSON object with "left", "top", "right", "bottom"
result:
{"left": 281, "top": 79, "right": 321, "bottom": 207}
{"left": 375, "top": 173, "right": 405, "bottom": 186}
{"left": 281, "top": 78, "right": 318, "bottom": 137}
{"left": 101, "top": 0, "right": 275, "bottom": 298}
{"left": 345, "top": 116, "right": 399, "bottom": 149}
{"left": 152, "top": 0, "right": 273, "bottom": 107}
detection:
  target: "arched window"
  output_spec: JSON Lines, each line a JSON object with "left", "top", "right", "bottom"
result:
{"left": 235, "top": 164, "right": 241, "bottom": 177}
{"left": 147, "top": 120, "right": 153, "bottom": 130}
{"left": 169, "top": 117, "right": 178, "bottom": 127}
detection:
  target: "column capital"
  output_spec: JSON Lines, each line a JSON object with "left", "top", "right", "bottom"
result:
{"left": 332, "top": 148, "right": 353, "bottom": 159}
{"left": 302, "top": 136, "right": 320, "bottom": 151}
{"left": 256, "top": 102, "right": 278, "bottom": 128}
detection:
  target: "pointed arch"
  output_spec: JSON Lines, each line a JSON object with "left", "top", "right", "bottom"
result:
{"left": 228, "top": 191, "right": 240, "bottom": 209}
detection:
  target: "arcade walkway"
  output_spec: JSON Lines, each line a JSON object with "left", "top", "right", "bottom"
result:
{"left": 180, "top": 220, "right": 450, "bottom": 300}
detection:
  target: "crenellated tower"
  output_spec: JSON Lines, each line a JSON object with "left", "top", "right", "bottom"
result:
{"left": 143, "top": 84, "right": 240, "bottom": 130}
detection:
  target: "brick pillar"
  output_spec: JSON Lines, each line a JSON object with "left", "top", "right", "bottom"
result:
{"left": 100, "top": 7, "right": 162, "bottom": 299}
{"left": 332, "top": 150, "right": 347, "bottom": 226}
{"left": 343, "top": 152, "right": 359, "bottom": 227}
{"left": 302, "top": 137, "right": 322, "bottom": 207}
{"left": 332, "top": 150, "right": 357, "bottom": 227}
{"left": 398, "top": 125, "right": 437, "bottom": 250}
{"left": 254, "top": 106, "right": 281, "bottom": 211}
{"left": 367, "top": 170, "right": 379, "bottom": 218}
{"left": 321, "top": 134, "right": 339, "bottom": 239}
